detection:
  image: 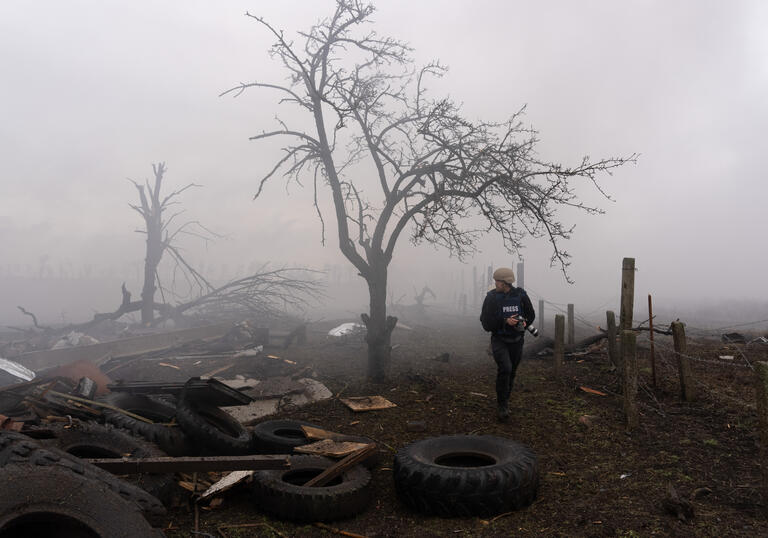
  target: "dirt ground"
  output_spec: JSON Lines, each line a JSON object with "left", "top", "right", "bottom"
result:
{"left": 135, "top": 317, "right": 768, "bottom": 537}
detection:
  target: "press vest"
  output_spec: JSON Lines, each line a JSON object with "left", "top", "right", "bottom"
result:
{"left": 495, "top": 290, "right": 525, "bottom": 338}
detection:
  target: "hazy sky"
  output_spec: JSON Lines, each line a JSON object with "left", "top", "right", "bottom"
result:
{"left": 1, "top": 1, "right": 767, "bottom": 325}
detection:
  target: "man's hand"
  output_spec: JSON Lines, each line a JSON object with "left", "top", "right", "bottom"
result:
{"left": 506, "top": 316, "right": 525, "bottom": 327}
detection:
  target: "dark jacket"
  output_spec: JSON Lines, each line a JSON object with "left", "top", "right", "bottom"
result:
{"left": 480, "top": 287, "right": 536, "bottom": 338}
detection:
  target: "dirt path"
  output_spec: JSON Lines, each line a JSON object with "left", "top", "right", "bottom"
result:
{"left": 164, "top": 319, "right": 767, "bottom": 537}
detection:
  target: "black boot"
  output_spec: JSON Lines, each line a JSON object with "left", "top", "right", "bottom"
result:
{"left": 497, "top": 401, "right": 510, "bottom": 422}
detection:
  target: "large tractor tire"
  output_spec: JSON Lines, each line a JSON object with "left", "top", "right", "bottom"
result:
{"left": 393, "top": 434, "right": 539, "bottom": 517}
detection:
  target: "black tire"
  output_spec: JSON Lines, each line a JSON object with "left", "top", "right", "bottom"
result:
{"left": 46, "top": 422, "right": 179, "bottom": 507}
{"left": 98, "top": 392, "right": 189, "bottom": 456}
{"left": 251, "top": 455, "right": 372, "bottom": 522}
{"left": 251, "top": 419, "right": 320, "bottom": 454}
{"left": 0, "top": 463, "right": 163, "bottom": 538}
{"left": 0, "top": 431, "right": 166, "bottom": 524}
{"left": 393, "top": 435, "right": 539, "bottom": 517}
{"left": 251, "top": 419, "right": 381, "bottom": 468}
{"left": 176, "top": 389, "right": 251, "bottom": 455}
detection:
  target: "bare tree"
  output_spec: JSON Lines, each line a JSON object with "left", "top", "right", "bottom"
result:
{"left": 129, "top": 162, "right": 213, "bottom": 324}
{"left": 224, "top": 0, "right": 635, "bottom": 381}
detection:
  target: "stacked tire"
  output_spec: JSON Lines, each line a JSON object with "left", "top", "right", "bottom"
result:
{"left": 0, "top": 431, "right": 165, "bottom": 537}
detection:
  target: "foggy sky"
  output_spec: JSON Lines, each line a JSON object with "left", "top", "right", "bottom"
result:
{"left": 1, "top": 1, "right": 767, "bottom": 326}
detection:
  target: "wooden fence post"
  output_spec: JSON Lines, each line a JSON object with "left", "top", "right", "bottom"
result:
{"left": 554, "top": 314, "right": 565, "bottom": 376}
{"left": 648, "top": 294, "right": 657, "bottom": 387}
{"left": 620, "top": 258, "right": 635, "bottom": 330}
{"left": 755, "top": 361, "right": 768, "bottom": 516}
{"left": 538, "top": 299, "right": 544, "bottom": 332}
{"left": 606, "top": 310, "right": 619, "bottom": 368}
{"left": 516, "top": 262, "right": 525, "bottom": 289}
{"left": 622, "top": 330, "right": 639, "bottom": 431}
{"left": 671, "top": 321, "right": 695, "bottom": 401}
{"left": 567, "top": 303, "right": 575, "bottom": 345}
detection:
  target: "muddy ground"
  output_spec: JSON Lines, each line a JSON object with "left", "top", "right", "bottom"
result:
{"left": 122, "top": 317, "right": 767, "bottom": 537}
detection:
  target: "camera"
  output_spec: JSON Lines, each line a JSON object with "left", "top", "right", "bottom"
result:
{"left": 511, "top": 316, "right": 538, "bottom": 337}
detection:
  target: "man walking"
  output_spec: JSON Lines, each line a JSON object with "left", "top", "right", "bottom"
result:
{"left": 480, "top": 267, "right": 535, "bottom": 422}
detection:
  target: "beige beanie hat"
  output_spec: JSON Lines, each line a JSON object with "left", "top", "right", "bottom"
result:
{"left": 492, "top": 267, "right": 515, "bottom": 285}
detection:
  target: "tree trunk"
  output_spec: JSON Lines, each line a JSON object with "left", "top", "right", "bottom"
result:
{"left": 361, "top": 263, "right": 397, "bottom": 382}
{"left": 140, "top": 223, "right": 162, "bottom": 325}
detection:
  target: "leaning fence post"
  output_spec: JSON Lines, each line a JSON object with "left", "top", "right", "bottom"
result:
{"left": 648, "top": 294, "right": 657, "bottom": 388}
{"left": 538, "top": 299, "right": 544, "bottom": 332}
{"left": 567, "top": 303, "right": 575, "bottom": 345}
{"left": 671, "top": 321, "right": 695, "bottom": 401}
{"left": 554, "top": 314, "right": 565, "bottom": 376}
{"left": 622, "top": 330, "right": 639, "bottom": 431}
{"left": 755, "top": 361, "right": 768, "bottom": 516}
{"left": 606, "top": 310, "right": 619, "bottom": 368}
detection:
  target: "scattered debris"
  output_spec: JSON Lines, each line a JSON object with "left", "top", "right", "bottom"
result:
{"left": 578, "top": 415, "right": 600, "bottom": 428}
{"left": 579, "top": 386, "right": 608, "bottom": 396}
{"left": 200, "top": 470, "right": 255, "bottom": 500}
{"left": 721, "top": 332, "right": 746, "bottom": 343}
{"left": 718, "top": 355, "right": 735, "bottom": 360}
{"left": 340, "top": 396, "right": 397, "bottom": 412}
{"left": 294, "top": 438, "right": 370, "bottom": 458}
{"left": 0, "top": 357, "right": 35, "bottom": 383}
{"left": 328, "top": 322, "right": 366, "bottom": 341}
{"left": 51, "top": 331, "right": 100, "bottom": 349}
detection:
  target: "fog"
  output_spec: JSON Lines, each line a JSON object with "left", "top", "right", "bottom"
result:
{"left": 1, "top": 1, "right": 767, "bottom": 331}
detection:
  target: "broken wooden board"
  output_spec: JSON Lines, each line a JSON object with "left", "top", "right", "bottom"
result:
{"left": 339, "top": 395, "right": 397, "bottom": 412}
{"left": 200, "top": 470, "right": 254, "bottom": 499}
{"left": 301, "top": 424, "right": 347, "bottom": 441}
{"left": 294, "top": 439, "right": 370, "bottom": 458}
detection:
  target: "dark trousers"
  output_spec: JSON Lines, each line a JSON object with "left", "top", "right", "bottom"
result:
{"left": 491, "top": 336, "right": 524, "bottom": 405}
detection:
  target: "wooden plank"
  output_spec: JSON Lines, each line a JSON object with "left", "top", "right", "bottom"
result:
{"left": 87, "top": 454, "right": 290, "bottom": 474}
{"left": 339, "top": 396, "right": 396, "bottom": 411}
{"left": 294, "top": 439, "right": 370, "bottom": 458}
{"left": 303, "top": 444, "right": 376, "bottom": 487}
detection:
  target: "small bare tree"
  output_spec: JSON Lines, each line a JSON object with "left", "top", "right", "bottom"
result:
{"left": 224, "top": 0, "right": 635, "bottom": 381}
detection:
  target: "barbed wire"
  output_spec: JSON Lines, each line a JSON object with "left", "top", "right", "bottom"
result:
{"left": 655, "top": 350, "right": 756, "bottom": 410}
{"left": 653, "top": 339, "right": 753, "bottom": 370}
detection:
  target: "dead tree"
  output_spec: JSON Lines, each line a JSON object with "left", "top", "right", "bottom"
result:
{"left": 129, "top": 162, "right": 213, "bottom": 324}
{"left": 224, "top": 0, "right": 635, "bottom": 381}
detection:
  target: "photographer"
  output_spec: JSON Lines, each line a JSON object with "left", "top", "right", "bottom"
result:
{"left": 480, "top": 267, "right": 536, "bottom": 422}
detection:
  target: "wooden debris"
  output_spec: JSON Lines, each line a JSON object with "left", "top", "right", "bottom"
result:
{"left": 87, "top": 454, "right": 290, "bottom": 474}
{"left": 303, "top": 444, "right": 376, "bottom": 487}
{"left": 200, "top": 363, "right": 234, "bottom": 378}
{"left": 157, "top": 362, "right": 180, "bottom": 370}
{"left": 339, "top": 395, "right": 397, "bottom": 411}
{"left": 200, "top": 470, "right": 254, "bottom": 499}
{"left": 579, "top": 386, "right": 608, "bottom": 396}
{"left": 294, "top": 439, "right": 370, "bottom": 458}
